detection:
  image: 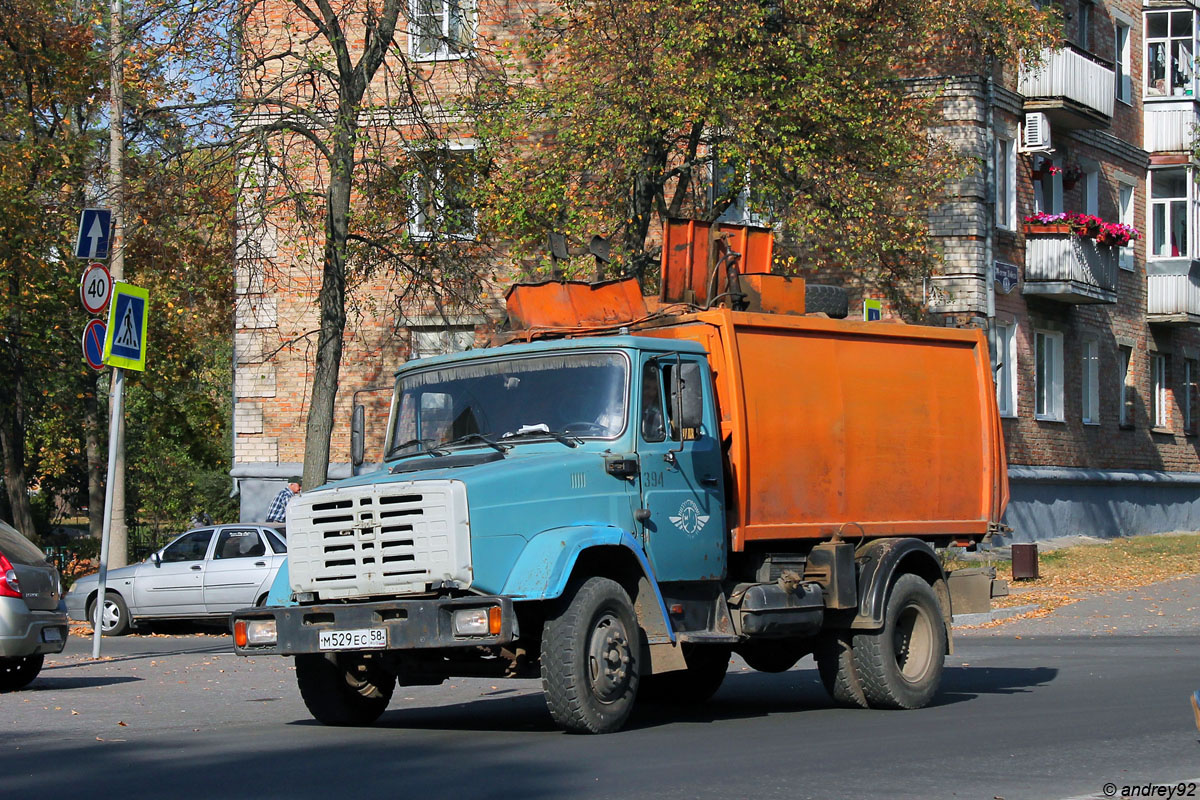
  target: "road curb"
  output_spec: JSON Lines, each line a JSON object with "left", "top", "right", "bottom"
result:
{"left": 952, "top": 603, "right": 1041, "bottom": 627}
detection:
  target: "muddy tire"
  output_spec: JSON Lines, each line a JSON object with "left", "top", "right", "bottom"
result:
{"left": 737, "top": 640, "right": 806, "bottom": 673}
{"left": 540, "top": 577, "right": 640, "bottom": 734}
{"left": 295, "top": 653, "right": 395, "bottom": 726}
{"left": 852, "top": 574, "right": 946, "bottom": 709}
{"left": 816, "top": 633, "right": 868, "bottom": 708}
{"left": 804, "top": 284, "right": 849, "bottom": 319}
{"left": 0, "top": 655, "right": 44, "bottom": 692}
{"left": 638, "top": 644, "right": 730, "bottom": 705}
{"left": 88, "top": 592, "right": 131, "bottom": 636}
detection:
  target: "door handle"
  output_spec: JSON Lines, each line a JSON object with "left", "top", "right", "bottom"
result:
{"left": 190, "top": 565, "right": 203, "bottom": 571}
{"left": 701, "top": 475, "right": 719, "bottom": 487}
{"left": 255, "top": 561, "right": 266, "bottom": 567}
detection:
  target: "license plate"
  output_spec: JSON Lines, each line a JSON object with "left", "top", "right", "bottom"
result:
{"left": 42, "top": 627, "right": 62, "bottom": 642}
{"left": 318, "top": 628, "right": 386, "bottom": 651}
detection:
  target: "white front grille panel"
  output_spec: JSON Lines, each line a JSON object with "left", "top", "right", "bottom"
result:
{"left": 286, "top": 480, "right": 472, "bottom": 600}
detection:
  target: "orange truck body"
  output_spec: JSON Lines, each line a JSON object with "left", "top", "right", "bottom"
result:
{"left": 633, "top": 309, "right": 1009, "bottom": 551}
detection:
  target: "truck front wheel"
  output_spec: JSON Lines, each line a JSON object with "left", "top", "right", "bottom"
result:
{"left": 295, "top": 653, "right": 395, "bottom": 726}
{"left": 852, "top": 574, "right": 946, "bottom": 709}
{"left": 540, "top": 577, "right": 640, "bottom": 734}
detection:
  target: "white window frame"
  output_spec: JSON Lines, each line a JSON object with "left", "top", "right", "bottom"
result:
{"left": 1034, "top": 329, "right": 1065, "bottom": 422}
{"left": 1153, "top": 352, "right": 1170, "bottom": 429}
{"left": 409, "top": 0, "right": 475, "bottom": 61}
{"left": 995, "top": 137, "right": 1016, "bottom": 230}
{"left": 1118, "top": 180, "right": 1136, "bottom": 271}
{"left": 1149, "top": 167, "right": 1193, "bottom": 260}
{"left": 1185, "top": 358, "right": 1197, "bottom": 433}
{"left": 410, "top": 326, "right": 475, "bottom": 360}
{"left": 408, "top": 143, "right": 477, "bottom": 240}
{"left": 1115, "top": 21, "right": 1133, "bottom": 103}
{"left": 995, "top": 321, "right": 1017, "bottom": 417}
{"left": 1119, "top": 345, "right": 1133, "bottom": 427}
{"left": 1145, "top": 10, "right": 1197, "bottom": 98}
{"left": 1081, "top": 339, "right": 1100, "bottom": 424}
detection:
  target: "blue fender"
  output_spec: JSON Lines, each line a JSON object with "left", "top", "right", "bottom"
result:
{"left": 501, "top": 525, "right": 675, "bottom": 642}
{"left": 265, "top": 559, "right": 296, "bottom": 607}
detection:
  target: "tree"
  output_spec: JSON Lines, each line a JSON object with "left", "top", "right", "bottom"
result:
{"left": 469, "top": 0, "right": 1058, "bottom": 287}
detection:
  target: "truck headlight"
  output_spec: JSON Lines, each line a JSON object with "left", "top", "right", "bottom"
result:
{"left": 234, "top": 619, "right": 277, "bottom": 647}
{"left": 453, "top": 607, "right": 502, "bottom": 636}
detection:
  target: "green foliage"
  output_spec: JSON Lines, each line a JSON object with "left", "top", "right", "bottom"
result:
{"left": 469, "top": 0, "right": 1058, "bottom": 285}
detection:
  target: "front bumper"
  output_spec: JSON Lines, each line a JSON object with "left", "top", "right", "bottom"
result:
{"left": 0, "top": 598, "right": 69, "bottom": 658}
{"left": 64, "top": 587, "right": 90, "bottom": 622}
{"left": 231, "top": 595, "right": 517, "bottom": 656}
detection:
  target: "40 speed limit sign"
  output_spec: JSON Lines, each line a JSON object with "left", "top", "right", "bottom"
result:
{"left": 79, "top": 262, "right": 112, "bottom": 315}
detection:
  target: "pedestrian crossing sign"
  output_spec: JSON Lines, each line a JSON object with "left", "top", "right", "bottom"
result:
{"left": 102, "top": 282, "right": 149, "bottom": 371}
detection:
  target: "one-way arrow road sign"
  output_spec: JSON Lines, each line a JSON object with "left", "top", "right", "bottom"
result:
{"left": 75, "top": 208, "right": 112, "bottom": 260}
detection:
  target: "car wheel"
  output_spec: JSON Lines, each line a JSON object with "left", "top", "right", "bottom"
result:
{"left": 638, "top": 644, "right": 730, "bottom": 705}
{"left": 87, "top": 592, "right": 132, "bottom": 636}
{"left": 0, "top": 655, "right": 44, "bottom": 692}
{"left": 540, "top": 576, "right": 640, "bottom": 734}
{"left": 295, "top": 653, "right": 395, "bottom": 726}
{"left": 852, "top": 574, "right": 946, "bottom": 709}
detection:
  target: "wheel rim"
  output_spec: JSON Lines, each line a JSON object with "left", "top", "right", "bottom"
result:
{"left": 893, "top": 602, "right": 935, "bottom": 682}
{"left": 101, "top": 599, "right": 122, "bottom": 631}
{"left": 586, "top": 610, "right": 632, "bottom": 704}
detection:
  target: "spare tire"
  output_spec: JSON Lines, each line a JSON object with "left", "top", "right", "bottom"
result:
{"left": 805, "top": 284, "right": 849, "bottom": 319}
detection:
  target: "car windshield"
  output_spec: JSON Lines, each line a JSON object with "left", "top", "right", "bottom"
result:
{"left": 388, "top": 351, "right": 628, "bottom": 458}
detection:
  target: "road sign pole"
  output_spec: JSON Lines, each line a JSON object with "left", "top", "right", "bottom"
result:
{"left": 92, "top": 367, "right": 124, "bottom": 659}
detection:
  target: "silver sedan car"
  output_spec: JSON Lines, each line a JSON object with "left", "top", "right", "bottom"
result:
{"left": 66, "top": 524, "right": 287, "bottom": 635}
{"left": 0, "top": 520, "right": 68, "bottom": 691}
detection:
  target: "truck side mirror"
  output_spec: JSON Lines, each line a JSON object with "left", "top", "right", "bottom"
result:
{"left": 351, "top": 404, "right": 365, "bottom": 467}
{"left": 673, "top": 362, "right": 704, "bottom": 431}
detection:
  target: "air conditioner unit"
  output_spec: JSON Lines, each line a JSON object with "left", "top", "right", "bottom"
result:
{"left": 1020, "top": 112, "right": 1052, "bottom": 152}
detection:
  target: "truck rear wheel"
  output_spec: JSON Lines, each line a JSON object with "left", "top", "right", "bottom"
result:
{"left": 295, "top": 653, "right": 395, "bottom": 726}
{"left": 540, "top": 576, "right": 640, "bottom": 734}
{"left": 638, "top": 644, "right": 730, "bottom": 705}
{"left": 815, "top": 633, "right": 868, "bottom": 708}
{"left": 852, "top": 574, "right": 946, "bottom": 709}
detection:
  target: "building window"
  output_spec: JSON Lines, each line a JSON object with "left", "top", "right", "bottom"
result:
{"left": 1034, "top": 330, "right": 1064, "bottom": 421}
{"left": 1153, "top": 353, "right": 1170, "bottom": 428}
{"left": 1080, "top": 169, "right": 1100, "bottom": 216}
{"left": 410, "top": 0, "right": 474, "bottom": 60}
{"left": 996, "top": 137, "right": 1015, "bottom": 229}
{"left": 1082, "top": 339, "right": 1099, "bottom": 424}
{"left": 1033, "top": 157, "right": 1063, "bottom": 215}
{"left": 1116, "top": 21, "right": 1132, "bottom": 102}
{"left": 411, "top": 326, "right": 475, "bottom": 359}
{"left": 1077, "top": 1, "right": 1092, "bottom": 51}
{"left": 410, "top": 146, "right": 476, "bottom": 239}
{"left": 1118, "top": 181, "right": 1136, "bottom": 271}
{"left": 995, "top": 321, "right": 1017, "bottom": 417}
{"left": 1146, "top": 10, "right": 1195, "bottom": 97}
{"left": 1119, "top": 345, "right": 1134, "bottom": 427}
{"left": 1150, "top": 168, "right": 1190, "bottom": 258}
{"left": 1185, "top": 358, "right": 1198, "bottom": 433}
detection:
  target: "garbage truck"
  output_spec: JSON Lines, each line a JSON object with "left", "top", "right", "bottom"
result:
{"left": 232, "top": 219, "right": 1008, "bottom": 734}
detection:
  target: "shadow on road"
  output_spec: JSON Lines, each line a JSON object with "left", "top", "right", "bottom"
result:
{"left": 936, "top": 665, "right": 1059, "bottom": 705}
{"left": 24, "top": 675, "right": 142, "bottom": 690}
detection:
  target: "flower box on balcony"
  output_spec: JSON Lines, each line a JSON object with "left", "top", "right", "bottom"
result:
{"left": 1023, "top": 223, "right": 1072, "bottom": 235}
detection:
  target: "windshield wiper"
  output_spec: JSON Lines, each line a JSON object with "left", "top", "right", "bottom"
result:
{"left": 387, "top": 438, "right": 447, "bottom": 460}
{"left": 502, "top": 425, "right": 580, "bottom": 448}
{"left": 442, "top": 432, "right": 511, "bottom": 453}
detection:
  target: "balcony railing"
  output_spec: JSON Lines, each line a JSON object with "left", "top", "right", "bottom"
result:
{"left": 1145, "top": 100, "right": 1200, "bottom": 153}
{"left": 1147, "top": 262, "right": 1200, "bottom": 324}
{"left": 1023, "top": 230, "right": 1118, "bottom": 304}
{"left": 1018, "top": 45, "right": 1115, "bottom": 128}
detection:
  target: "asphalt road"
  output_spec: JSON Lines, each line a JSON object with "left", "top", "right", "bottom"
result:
{"left": 4, "top": 580, "right": 1199, "bottom": 800}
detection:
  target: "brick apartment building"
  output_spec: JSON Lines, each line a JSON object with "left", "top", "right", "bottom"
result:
{"left": 233, "top": 0, "right": 1200, "bottom": 541}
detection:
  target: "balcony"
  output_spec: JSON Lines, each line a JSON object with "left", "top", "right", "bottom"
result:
{"left": 1023, "top": 229, "right": 1118, "bottom": 304}
{"left": 1018, "top": 45, "right": 1115, "bottom": 129}
{"left": 1147, "top": 260, "right": 1200, "bottom": 324}
{"left": 1145, "top": 100, "right": 1200, "bottom": 153}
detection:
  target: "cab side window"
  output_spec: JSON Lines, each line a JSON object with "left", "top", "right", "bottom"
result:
{"left": 161, "top": 530, "right": 214, "bottom": 563}
{"left": 640, "top": 361, "right": 666, "bottom": 442}
{"left": 214, "top": 530, "right": 267, "bottom": 560}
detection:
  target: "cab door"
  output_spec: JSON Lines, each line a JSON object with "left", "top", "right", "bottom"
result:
{"left": 203, "top": 528, "right": 276, "bottom": 613}
{"left": 635, "top": 354, "right": 726, "bottom": 582}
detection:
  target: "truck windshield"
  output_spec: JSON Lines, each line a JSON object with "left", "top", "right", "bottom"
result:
{"left": 388, "top": 351, "right": 629, "bottom": 458}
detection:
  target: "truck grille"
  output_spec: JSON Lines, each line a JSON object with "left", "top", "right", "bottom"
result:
{"left": 286, "top": 480, "right": 472, "bottom": 600}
